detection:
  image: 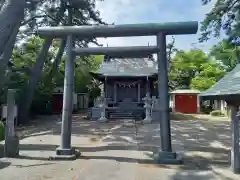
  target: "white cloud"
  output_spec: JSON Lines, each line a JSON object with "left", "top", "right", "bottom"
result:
{"left": 92, "top": 0, "right": 220, "bottom": 52}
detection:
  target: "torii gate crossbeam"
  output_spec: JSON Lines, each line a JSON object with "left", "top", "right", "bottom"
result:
{"left": 72, "top": 46, "right": 159, "bottom": 57}
{"left": 37, "top": 21, "right": 198, "bottom": 38}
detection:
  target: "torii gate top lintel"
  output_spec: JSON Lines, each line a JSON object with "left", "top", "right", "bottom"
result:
{"left": 36, "top": 21, "right": 198, "bottom": 38}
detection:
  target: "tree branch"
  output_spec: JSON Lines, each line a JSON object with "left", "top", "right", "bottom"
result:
{"left": 21, "top": 15, "right": 47, "bottom": 26}
{"left": 200, "top": 0, "right": 239, "bottom": 42}
{"left": 48, "top": 38, "right": 66, "bottom": 80}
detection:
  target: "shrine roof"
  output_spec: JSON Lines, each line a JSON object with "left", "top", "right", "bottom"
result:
{"left": 170, "top": 89, "right": 201, "bottom": 94}
{"left": 91, "top": 57, "right": 158, "bottom": 77}
{"left": 200, "top": 64, "right": 240, "bottom": 98}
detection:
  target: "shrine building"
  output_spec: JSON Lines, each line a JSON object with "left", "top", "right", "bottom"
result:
{"left": 88, "top": 55, "right": 158, "bottom": 120}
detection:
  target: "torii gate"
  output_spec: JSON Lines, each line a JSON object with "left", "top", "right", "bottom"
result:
{"left": 36, "top": 16, "right": 198, "bottom": 163}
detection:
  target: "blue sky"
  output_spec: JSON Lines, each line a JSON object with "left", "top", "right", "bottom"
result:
{"left": 94, "top": 0, "right": 222, "bottom": 52}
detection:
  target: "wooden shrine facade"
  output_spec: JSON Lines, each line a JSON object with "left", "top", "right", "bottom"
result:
{"left": 89, "top": 56, "right": 158, "bottom": 119}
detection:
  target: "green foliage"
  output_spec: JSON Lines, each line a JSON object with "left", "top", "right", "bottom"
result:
{"left": 210, "top": 39, "right": 240, "bottom": 71}
{"left": 200, "top": 0, "right": 240, "bottom": 42}
{"left": 0, "top": 121, "right": 4, "bottom": 141}
{"left": 1, "top": 0, "right": 104, "bottom": 121}
{"left": 191, "top": 76, "right": 216, "bottom": 91}
{"left": 169, "top": 49, "right": 224, "bottom": 91}
{"left": 190, "top": 61, "right": 225, "bottom": 91}
{"left": 201, "top": 102, "right": 213, "bottom": 114}
{"left": 0, "top": 35, "right": 103, "bottom": 115}
{"left": 21, "top": 0, "right": 105, "bottom": 38}
{"left": 3, "top": 36, "right": 56, "bottom": 104}
{"left": 74, "top": 55, "right": 103, "bottom": 93}
{"left": 210, "top": 109, "right": 224, "bottom": 117}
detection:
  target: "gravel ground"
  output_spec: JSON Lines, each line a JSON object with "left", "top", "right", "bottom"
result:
{"left": 0, "top": 115, "right": 239, "bottom": 180}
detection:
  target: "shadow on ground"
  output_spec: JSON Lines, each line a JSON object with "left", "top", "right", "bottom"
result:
{"left": 0, "top": 160, "right": 11, "bottom": 170}
{"left": 1, "top": 113, "right": 236, "bottom": 179}
{"left": 170, "top": 112, "right": 229, "bottom": 121}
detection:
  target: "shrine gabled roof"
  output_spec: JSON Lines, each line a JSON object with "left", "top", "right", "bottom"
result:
{"left": 91, "top": 57, "right": 158, "bottom": 77}
{"left": 200, "top": 64, "right": 240, "bottom": 97}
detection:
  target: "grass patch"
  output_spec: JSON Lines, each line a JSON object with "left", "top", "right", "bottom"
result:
{"left": 210, "top": 110, "right": 225, "bottom": 117}
{"left": 170, "top": 113, "right": 200, "bottom": 120}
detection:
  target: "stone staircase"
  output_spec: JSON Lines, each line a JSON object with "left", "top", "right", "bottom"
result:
{"left": 87, "top": 101, "right": 146, "bottom": 120}
{"left": 107, "top": 109, "right": 144, "bottom": 119}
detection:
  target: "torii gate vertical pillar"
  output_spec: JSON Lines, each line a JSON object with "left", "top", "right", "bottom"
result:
{"left": 156, "top": 32, "right": 181, "bottom": 163}
{"left": 230, "top": 105, "right": 240, "bottom": 174}
{"left": 55, "top": 5, "right": 76, "bottom": 158}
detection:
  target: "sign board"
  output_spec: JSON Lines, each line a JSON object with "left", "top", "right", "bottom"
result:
{"left": 5, "top": 89, "right": 17, "bottom": 138}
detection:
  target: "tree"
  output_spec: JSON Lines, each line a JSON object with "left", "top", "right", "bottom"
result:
{"left": 74, "top": 55, "right": 102, "bottom": 93}
{"left": 0, "top": 22, "right": 21, "bottom": 86}
{"left": 167, "top": 36, "right": 178, "bottom": 70}
{"left": 153, "top": 36, "right": 178, "bottom": 90}
{"left": 16, "top": 0, "right": 106, "bottom": 124}
{"left": 0, "top": 35, "right": 103, "bottom": 116}
{"left": 17, "top": 0, "right": 67, "bottom": 124}
{"left": 9, "top": 36, "right": 56, "bottom": 96}
{"left": 190, "top": 60, "right": 225, "bottom": 91}
{"left": 0, "top": 0, "right": 25, "bottom": 55}
{"left": 169, "top": 49, "right": 225, "bottom": 90}
{"left": 200, "top": 0, "right": 240, "bottom": 42}
{"left": 209, "top": 39, "right": 240, "bottom": 71}
{"left": 0, "top": 0, "right": 106, "bottom": 124}
{"left": 169, "top": 49, "right": 209, "bottom": 89}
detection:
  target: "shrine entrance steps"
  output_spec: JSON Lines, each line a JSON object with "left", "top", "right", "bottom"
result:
{"left": 107, "top": 108, "right": 144, "bottom": 120}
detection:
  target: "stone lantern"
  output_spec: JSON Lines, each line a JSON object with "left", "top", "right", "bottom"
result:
{"left": 142, "top": 92, "right": 152, "bottom": 123}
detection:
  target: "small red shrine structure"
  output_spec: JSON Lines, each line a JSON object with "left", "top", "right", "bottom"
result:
{"left": 170, "top": 89, "right": 201, "bottom": 114}
{"left": 51, "top": 87, "right": 88, "bottom": 114}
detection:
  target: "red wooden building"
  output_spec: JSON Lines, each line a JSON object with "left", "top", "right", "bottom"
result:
{"left": 170, "top": 89, "right": 200, "bottom": 114}
{"left": 51, "top": 87, "right": 88, "bottom": 114}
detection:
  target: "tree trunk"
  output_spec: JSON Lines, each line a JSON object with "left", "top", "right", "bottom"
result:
{"left": 48, "top": 38, "right": 67, "bottom": 81}
{"left": 18, "top": 39, "right": 53, "bottom": 124}
{"left": 43, "top": 38, "right": 67, "bottom": 92}
{"left": 0, "top": 0, "right": 25, "bottom": 55}
{"left": 0, "top": 21, "right": 22, "bottom": 88}
{"left": 0, "top": 70, "right": 11, "bottom": 91}
{"left": 18, "top": 3, "right": 66, "bottom": 124}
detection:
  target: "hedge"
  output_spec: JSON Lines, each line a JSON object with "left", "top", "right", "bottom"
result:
{"left": 210, "top": 110, "right": 224, "bottom": 117}
{"left": 0, "top": 121, "right": 4, "bottom": 141}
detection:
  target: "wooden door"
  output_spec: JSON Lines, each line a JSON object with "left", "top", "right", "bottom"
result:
{"left": 175, "top": 94, "right": 197, "bottom": 113}
{"left": 52, "top": 94, "right": 63, "bottom": 114}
